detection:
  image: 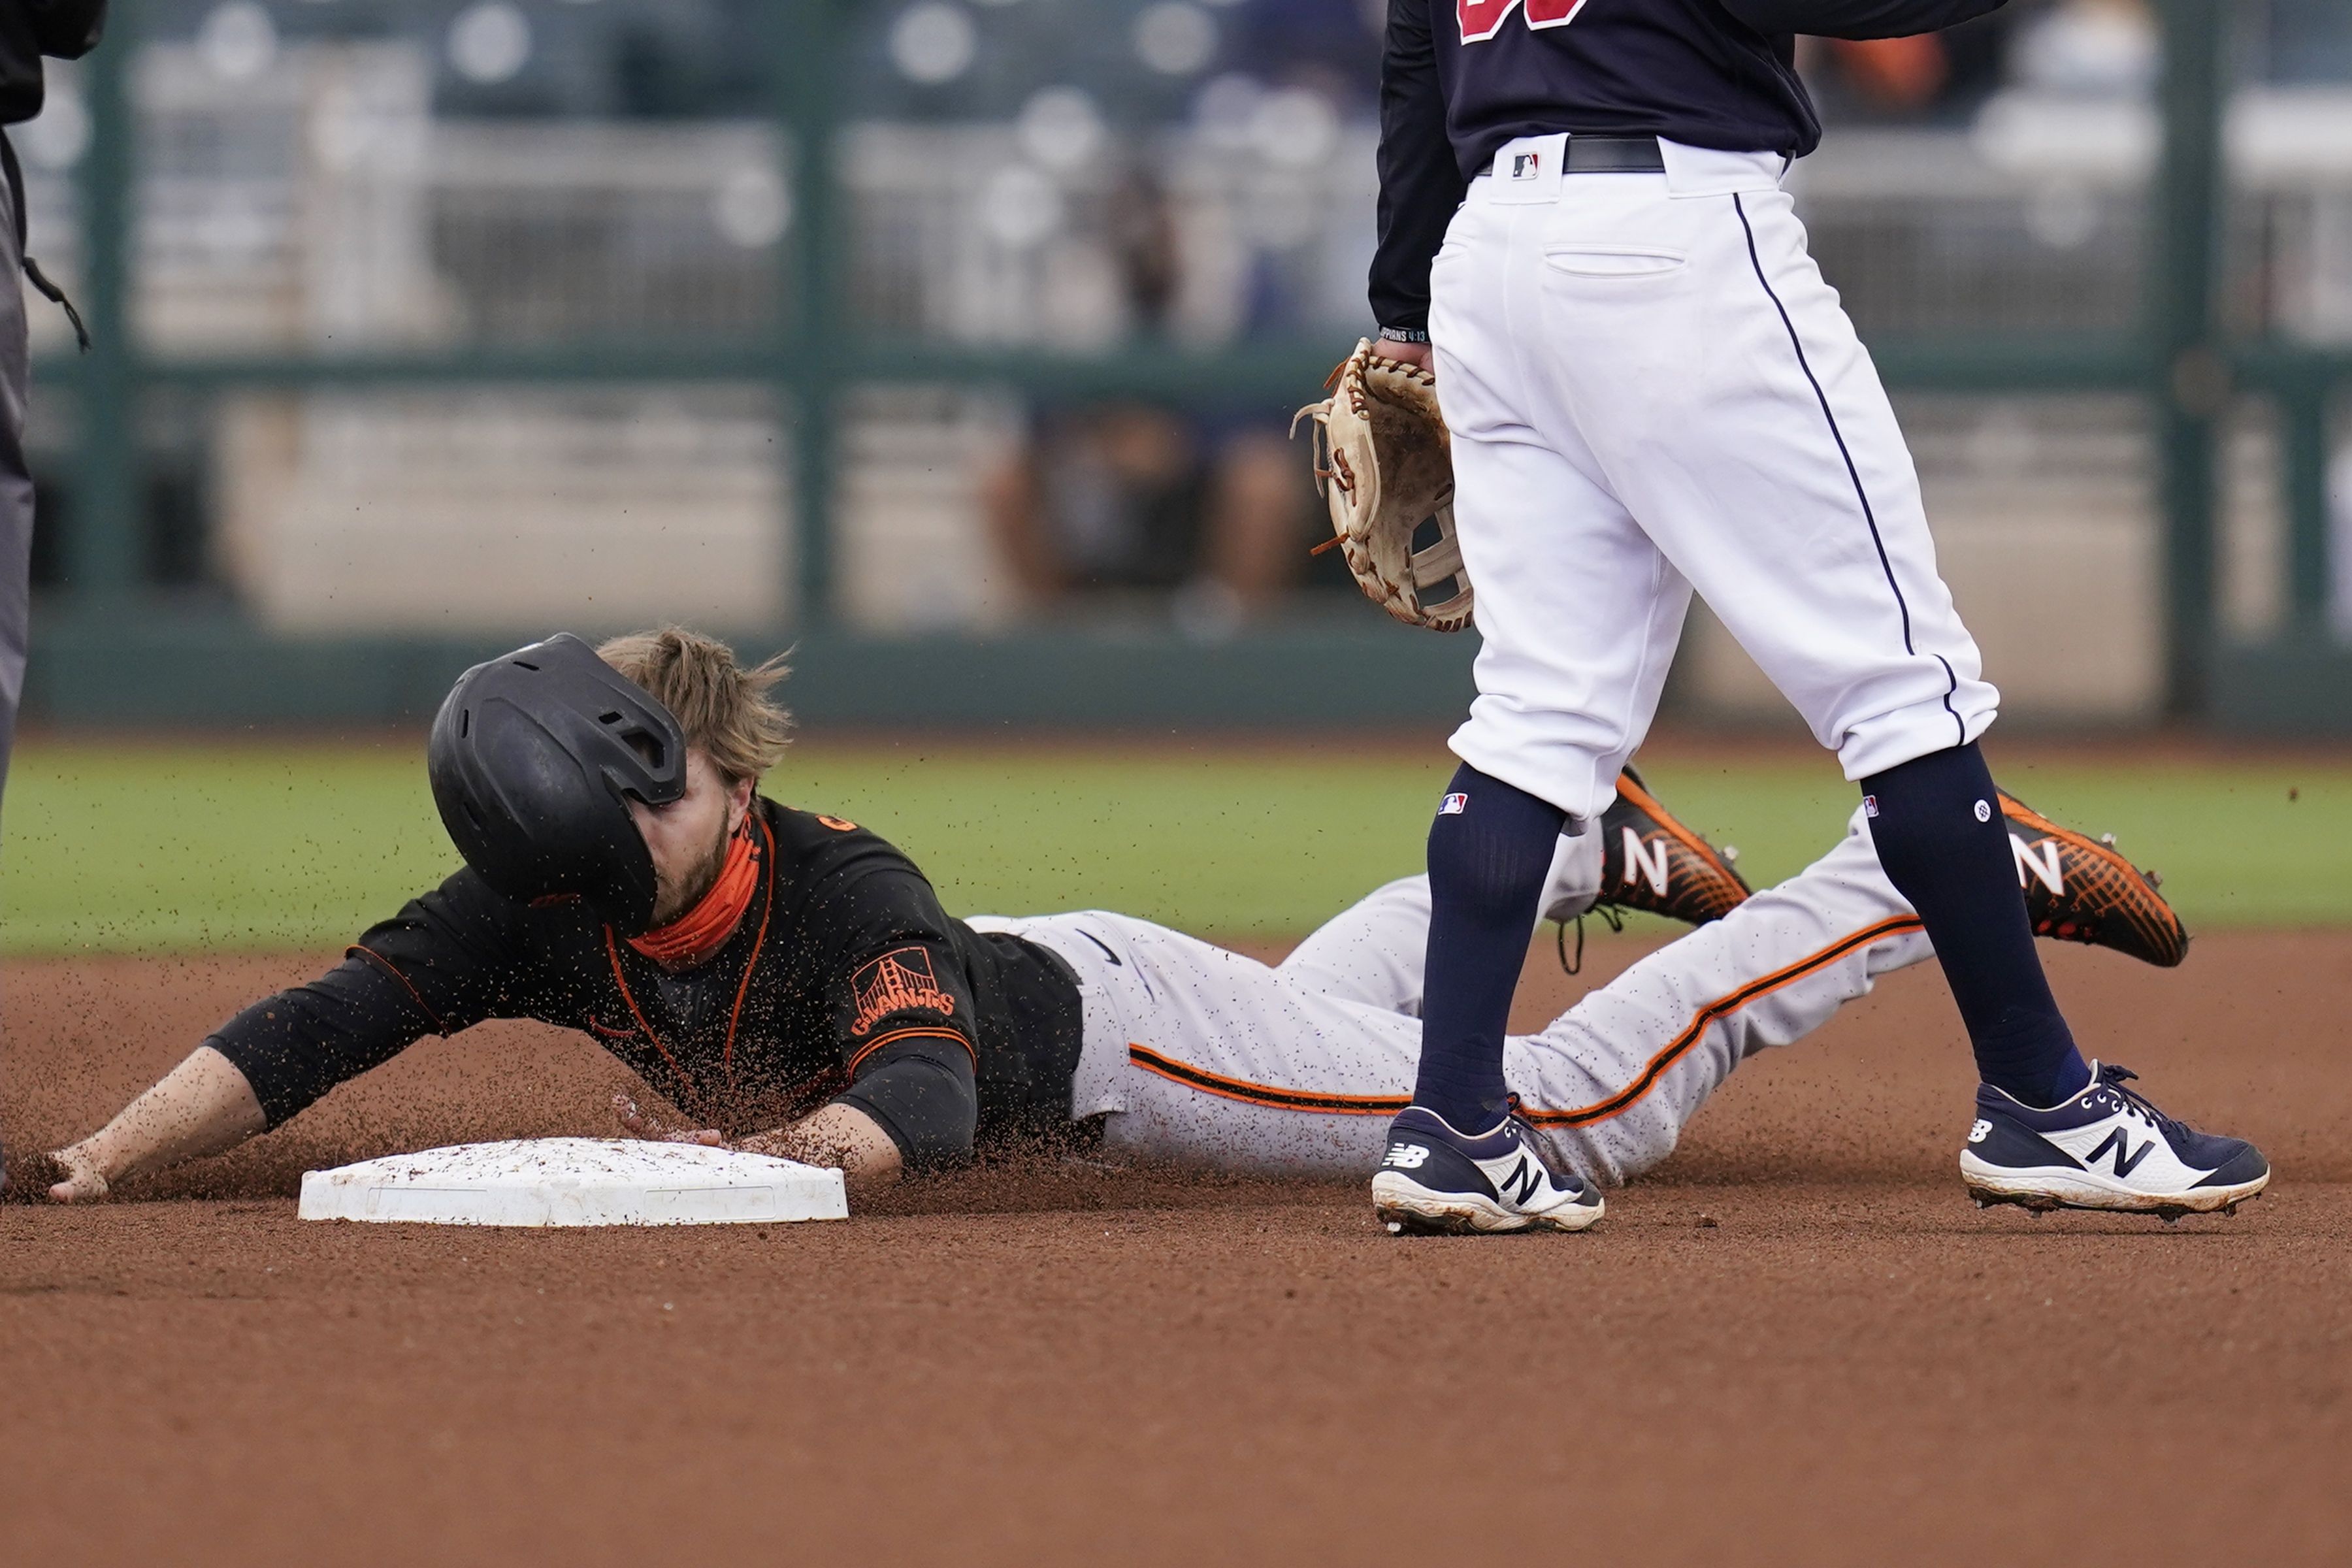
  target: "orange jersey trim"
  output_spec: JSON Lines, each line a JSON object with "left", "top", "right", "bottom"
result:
{"left": 720, "top": 815, "right": 780, "bottom": 1074}
{"left": 845, "top": 1026, "right": 977, "bottom": 1077}
{"left": 347, "top": 944, "right": 448, "bottom": 1036}
{"left": 602, "top": 926, "right": 698, "bottom": 1109}
{"left": 1518, "top": 914, "right": 1924, "bottom": 1128}
{"left": 597, "top": 815, "right": 782, "bottom": 1112}
{"left": 1126, "top": 914, "right": 1925, "bottom": 1128}
{"left": 1126, "top": 1044, "right": 1407, "bottom": 1116}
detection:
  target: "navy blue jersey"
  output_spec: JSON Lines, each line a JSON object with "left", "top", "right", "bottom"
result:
{"left": 1370, "top": 0, "right": 2009, "bottom": 331}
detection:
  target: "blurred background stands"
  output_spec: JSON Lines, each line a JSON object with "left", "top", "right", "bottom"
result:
{"left": 10, "top": 0, "right": 2352, "bottom": 729}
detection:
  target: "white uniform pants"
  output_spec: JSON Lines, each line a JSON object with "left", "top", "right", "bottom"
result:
{"left": 979, "top": 807, "right": 1934, "bottom": 1186}
{"left": 1431, "top": 135, "right": 1999, "bottom": 820}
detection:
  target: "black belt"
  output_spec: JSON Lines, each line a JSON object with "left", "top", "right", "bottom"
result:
{"left": 1563, "top": 135, "right": 1664, "bottom": 173}
{"left": 1474, "top": 135, "right": 1665, "bottom": 181}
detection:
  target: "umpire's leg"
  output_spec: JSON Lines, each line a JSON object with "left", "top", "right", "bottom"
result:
{"left": 0, "top": 156, "right": 30, "bottom": 813}
{"left": 0, "top": 151, "right": 33, "bottom": 1186}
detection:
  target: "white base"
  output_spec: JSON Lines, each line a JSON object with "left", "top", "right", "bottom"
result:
{"left": 298, "top": 1138, "right": 850, "bottom": 1228}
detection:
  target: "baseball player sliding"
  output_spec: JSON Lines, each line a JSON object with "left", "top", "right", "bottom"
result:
{"left": 23, "top": 630, "right": 2215, "bottom": 1218}
{"left": 1306, "top": 0, "right": 2271, "bottom": 1232}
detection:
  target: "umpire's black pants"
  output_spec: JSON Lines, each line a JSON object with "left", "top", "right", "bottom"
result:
{"left": 0, "top": 134, "right": 30, "bottom": 813}
{"left": 0, "top": 134, "right": 25, "bottom": 1182}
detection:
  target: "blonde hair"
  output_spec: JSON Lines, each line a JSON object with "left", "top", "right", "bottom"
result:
{"left": 597, "top": 627, "right": 793, "bottom": 785}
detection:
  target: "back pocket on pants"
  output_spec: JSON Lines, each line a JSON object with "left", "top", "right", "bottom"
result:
{"left": 1542, "top": 244, "right": 1687, "bottom": 279}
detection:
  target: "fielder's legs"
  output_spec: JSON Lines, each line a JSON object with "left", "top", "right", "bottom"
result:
{"left": 994, "top": 821, "right": 1936, "bottom": 1186}
{"left": 1276, "top": 810, "right": 1927, "bottom": 1187}
{"left": 1367, "top": 154, "right": 1695, "bottom": 1228}
{"left": 1512, "top": 145, "right": 2085, "bottom": 1112}
{"left": 1513, "top": 794, "right": 2236, "bottom": 1200}
{"left": 992, "top": 800, "right": 2242, "bottom": 1206}
{"left": 1414, "top": 139, "right": 2228, "bottom": 1206}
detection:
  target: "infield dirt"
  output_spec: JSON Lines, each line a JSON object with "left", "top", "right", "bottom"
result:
{"left": 4, "top": 932, "right": 2348, "bottom": 1565}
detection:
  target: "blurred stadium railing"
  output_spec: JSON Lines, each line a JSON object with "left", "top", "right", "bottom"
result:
{"left": 12, "top": 0, "right": 2351, "bottom": 730}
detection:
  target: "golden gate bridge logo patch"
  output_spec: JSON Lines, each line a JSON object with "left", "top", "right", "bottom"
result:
{"left": 849, "top": 946, "right": 957, "bottom": 1036}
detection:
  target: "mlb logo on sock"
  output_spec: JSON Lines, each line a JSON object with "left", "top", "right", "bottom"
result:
{"left": 1439, "top": 792, "right": 1469, "bottom": 815}
{"left": 1863, "top": 794, "right": 1878, "bottom": 819}
{"left": 1511, "top": 152, "right": 1540, "bottom": 180}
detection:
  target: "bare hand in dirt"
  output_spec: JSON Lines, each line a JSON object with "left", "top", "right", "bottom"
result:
{"left": 42, "top": 1146, "right": 110, "bottom": 1203}
{"left": 612, "top": 1094, "right": 723, "bottom": 1147}
{"left": 733, "top": 1128, "right": 803, "bottom": 1162}
{"left": 738, "top": 1105, "right": 904, "bottom": 1184}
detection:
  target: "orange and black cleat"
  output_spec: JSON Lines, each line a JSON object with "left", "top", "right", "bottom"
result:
{"left": 1590, "top": 765, "right": 1753, "bottom": 927}
{"left": 2000, "top": 791, "right": 2189, "bottom": 968}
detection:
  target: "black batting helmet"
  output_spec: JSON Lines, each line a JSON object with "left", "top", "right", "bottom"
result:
{"left": 427, "top": 633, "right": 688, "bottom": 934}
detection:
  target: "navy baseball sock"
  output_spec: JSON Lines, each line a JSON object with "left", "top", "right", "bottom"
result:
{"left": 1413, "top": 763, "right": 1566, "bottom": 1132}
{"left": 1862, "top": 742, "right": 2091, "bottom": 1108}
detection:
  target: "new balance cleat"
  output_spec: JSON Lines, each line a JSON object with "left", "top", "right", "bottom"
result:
{"left": 1959, "top": 1062, "right": 2269, "bottom": 1219}
{"left": 2001, "top": 791, "right": 2189, "bottom": 968}
{"left": 1371, "top": 1105, "right": 1604, "bottom": 1235}
{"left": 1582, "top": 765, "right": 1752, "bottom": 927}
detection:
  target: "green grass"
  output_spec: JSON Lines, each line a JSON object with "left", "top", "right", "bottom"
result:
{"left": 4, "top": 737, "right": 2349, "bottom": 954}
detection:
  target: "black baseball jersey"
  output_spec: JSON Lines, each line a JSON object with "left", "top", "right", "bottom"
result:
{"left": 208, "top": 798, "right": 1086, "bottom": 1166}
{"left": 1370, "top": 0, "right": 2010, "bottom": 331}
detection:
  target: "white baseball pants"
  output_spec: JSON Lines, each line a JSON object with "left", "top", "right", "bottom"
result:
{"left": 1430, "top": 135, "right": 1999, "bottom": 821}
{"left": 981, "top": 806, "right": 1934, "bottom": 1186}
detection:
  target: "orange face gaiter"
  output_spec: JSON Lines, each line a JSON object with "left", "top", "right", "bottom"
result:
{"left": 627, "top": 822, "right": 759, "bottom": 969}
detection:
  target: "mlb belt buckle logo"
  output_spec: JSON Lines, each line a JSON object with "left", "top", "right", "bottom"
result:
{"left": 1490, "top": 134, "right": 1565, "bottom": 203}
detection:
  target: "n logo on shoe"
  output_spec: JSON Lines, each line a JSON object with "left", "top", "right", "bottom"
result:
{"left": 2011, "top": 834, "right": 2064, "bottom": 896}
{"left": 1499, "top": 1156, "right": 1542, "bottom": 1206}
{"left": 1382, "top": 1143, "right": 1430, "bottom": 1170}
{"left": 2088, "top": 1128, "right": 2153, "bottom": 1177}
{"left": 1620, "top": 828, "right": 1670, "bottom": 898}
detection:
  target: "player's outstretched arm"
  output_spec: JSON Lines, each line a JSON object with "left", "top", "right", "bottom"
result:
{"left": 42, "top": 1046, "right": 268, "bottom": 1202}
{"left": 30, "top": 876, "right": 530, "bottom": 1203}
{"left": 740, "top": 1105, "right": 904, "bottom": 1186}
{"left": 615, "top": 1094, "right": 903, "bottom": 1186}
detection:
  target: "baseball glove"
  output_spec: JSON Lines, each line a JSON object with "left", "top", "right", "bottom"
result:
{"left": 1292, "top": 338, "right": 1473, "bottom": 632}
